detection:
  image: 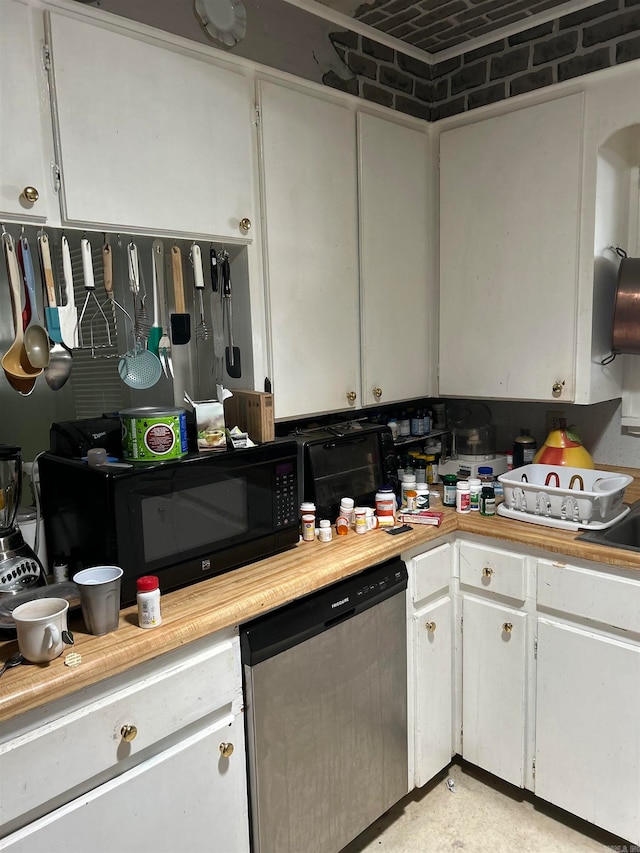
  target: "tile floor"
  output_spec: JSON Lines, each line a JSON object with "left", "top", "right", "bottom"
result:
{"left": 342, "top": 760, "right": 629, "bottom": 853}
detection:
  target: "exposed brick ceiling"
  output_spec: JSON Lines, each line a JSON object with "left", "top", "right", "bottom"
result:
{"left": 314, "top": 0, "right": 599, "bottom": 54}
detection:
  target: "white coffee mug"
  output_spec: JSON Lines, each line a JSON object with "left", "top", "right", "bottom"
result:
{"left": 12, "top": 598, "right": 69, "bottom": 663}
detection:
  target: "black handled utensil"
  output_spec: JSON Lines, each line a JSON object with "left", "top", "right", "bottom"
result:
{"left": 170, "top": 245, "right": 191, "bottom": 344}
{"left": 222, "top": 253, "right": 241, "bottom": 378}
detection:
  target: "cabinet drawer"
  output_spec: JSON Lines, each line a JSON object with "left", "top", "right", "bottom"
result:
{"left": 0, "top": 631, "right": 240, "bottom": 829}
{"left": 411, "top": 543, "right": 452, "bottom": 604}
{"left": 458, "top": 541, "right": 527, "bottom": 602}
{"left": 537, "top": 559, "right": 640, "bottom": 634}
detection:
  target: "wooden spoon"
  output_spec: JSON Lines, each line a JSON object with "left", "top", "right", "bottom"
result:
{"left": 1, "top": 232, "right": 41, "bottom": 393}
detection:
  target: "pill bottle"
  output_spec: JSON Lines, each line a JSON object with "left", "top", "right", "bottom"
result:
{"left": 512, "top": 428, "right": 537, "bottom": 468}
{"left": 375, "top": 485, "right": 396, "bottom": 527}
{"left": 480, "top": 486, "right": 496, "bottom": 517}
{"left": 456, "top": 480, "right": 471, "bottom": 514}
{"left": 301, "top": 513, "right": 316, "bottom": 541}
{"left": 401, "top": 473, "right": 417, "bottom": 508}
{"left": 469, "top": 478, "right": 482, "bottom": 512}
{"left": 335, "top": 515, "right": 350, "bottom": 535}
{"left": 405, "top": 489, "right": 417, "bottom": 511}
{"left": 411, "top": 411, "right": 423, "bottom": 436}
{"left": 387, "top": 418, "right": 399, "bottom": 441}
{"left": 399, "top": 412, "right": 411, "bottom": 437}
{"left": 318, "top": 519, "right": 333, "bottom": 542}
{"left": 354, "top": 507, "right": 368, "bottom": 534}
{"left": 339, "top": 497, "right": 354, "bottom": 525}
{"left": 442, "top": 474, "right": 458, "bottom": 507}
{"left": 415, "top": 482, "right": 430, "bottom": 510}
{"left": 52, "top": 554, "right": 69, "bottom": 583}
{"left": 414, "top": 456, "right": 427, "bottom": 484}
{"left": 137, "top": 575, "right": 162, "bottom": 629}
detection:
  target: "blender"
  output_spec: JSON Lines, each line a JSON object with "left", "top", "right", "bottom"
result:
{"left": 0, "top": 445, "right": 45, "bottom": 596}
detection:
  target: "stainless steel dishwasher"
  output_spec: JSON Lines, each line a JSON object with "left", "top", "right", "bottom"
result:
{"left": 241, "top": 557, "right": 408, "bottom": 853}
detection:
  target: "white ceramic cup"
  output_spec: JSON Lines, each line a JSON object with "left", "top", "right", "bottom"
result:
{"left": 73, "top": 565, "right": 123, "bottom": 636}
{"left": 12, "top": 597, "right": 69, "bottom": 663}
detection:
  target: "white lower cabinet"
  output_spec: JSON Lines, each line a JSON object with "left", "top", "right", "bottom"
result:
{"left": 535, "top": 559, "right": 640, "bottom": 845}
{"left": 407, "top": 543, "right": 454, "bottom": 788}
{"left": 0, "top": 629, "right": 249, "bottom": 853}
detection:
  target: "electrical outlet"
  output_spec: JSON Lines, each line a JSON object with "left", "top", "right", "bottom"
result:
{"left": 546, "top": 410, "right": 566, "bottom": 433}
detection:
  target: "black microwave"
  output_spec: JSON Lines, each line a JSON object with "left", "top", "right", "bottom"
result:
{"left": 292, "top": 422, "right": 397, "bottom": 521}
{"left": 38, "top": 442, "right": 299, "bottom": 606}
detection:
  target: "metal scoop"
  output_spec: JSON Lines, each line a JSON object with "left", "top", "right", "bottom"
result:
{"left": 1, "top": 231, "right": 41, "bottom": 394}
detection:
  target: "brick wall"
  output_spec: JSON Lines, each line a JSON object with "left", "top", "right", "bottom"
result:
{"left": 325, "top": 0, "right": 640, "bottom": 120}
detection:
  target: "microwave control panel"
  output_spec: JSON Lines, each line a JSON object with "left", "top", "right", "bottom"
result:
{"left": 275, "top": 461, "right": 297, "bottom": 528}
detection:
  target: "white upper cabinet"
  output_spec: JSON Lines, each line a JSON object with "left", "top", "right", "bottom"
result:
{"left": 45, "top": 11, "right": 256, "bottom": 239}
{"left": 258, "top": 80, "right": 360, "bottom": 419}
{"left": 0, "top": 0, "right": 57, "bottom": 223}
{"left": 358, "top": 113, "right": 435, "bottom": 407}
{"left": 439, "top": 93, "right": 584, "bottom": 402}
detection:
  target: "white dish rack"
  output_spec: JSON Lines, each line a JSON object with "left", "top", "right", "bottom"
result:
{"left": 497, "top": 464, "right": 633, "bottom": 531}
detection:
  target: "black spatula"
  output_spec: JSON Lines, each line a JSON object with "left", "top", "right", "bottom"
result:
{"left": 170, "top": 245, "right": 190, "bottom": 345}
{"left": 222, "top": 253, "right": 241, "bottom": 378}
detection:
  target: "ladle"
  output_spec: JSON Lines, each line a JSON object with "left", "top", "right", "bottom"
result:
{"left": 20, "top": 236, "right": 50, "bottom": 369}
{"left": 38, "top": 232, "right": 73, "bottom": 391}
{"left": 1, "top": 231, "right": 41, "bottom": 393}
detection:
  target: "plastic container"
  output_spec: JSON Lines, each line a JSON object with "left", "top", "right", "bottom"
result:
{"left": 335, "top": 516, "right": 350, "bottom": 535}
{"left": 52, "top": 555, "right": 69, "bottom": 584}
{"left": 318, "top": 519, "right": 333, "bottom": 542}
{"left": 375, "top": 486, "right": 396, "bottom": 527}
{"left": 513, "top": 428, "right": 537, "bottom": 469}
{"left": 339, "top": 498, "right": 354, "bottom": 525}
{"left": 401, "top": 473, "right": 417, "bottom": 508}
{"left": 137, "top": 575, "right": 162, "bottom": 629}
{"left": 480, "top": 485, "right": 496, "bottom": 516}
{"left": 354, "top": 507, "right": 368, "bottom": 534}
{"left": 387, "top": 418, "right": 399, "bottom": 441}
{"left": 415, "top": 482, "right": 430, "bottom": 510}
{"left": 443, "top": 474, "right": 457, "bottom": 507}
{"left": 469, "top": 477, "right": 482, "bottom": 512}
{"left": 456, "top": 480, "right": 471, "bottom": 513}
{"left": 399, "top": 413, "right": 411, "bottom": 437}
{"left": 301, "top": 513, "right": 316, "bottom": 541}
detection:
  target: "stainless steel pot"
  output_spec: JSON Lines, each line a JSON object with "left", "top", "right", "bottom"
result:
{"left": 612, "top": 255, "right": 640, "bottom": 354}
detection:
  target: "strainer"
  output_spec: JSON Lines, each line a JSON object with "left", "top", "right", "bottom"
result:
{"left": 118, "top": 321, "right": 162, "bottom": 389}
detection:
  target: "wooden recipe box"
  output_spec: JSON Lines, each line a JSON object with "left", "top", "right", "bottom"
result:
{"left": 224, "top": 391, "right": 275, "bottom": 443}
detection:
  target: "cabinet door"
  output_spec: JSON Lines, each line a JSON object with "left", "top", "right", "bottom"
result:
{"left": 46, "top": 12, "right": 255, "bottom": 238}
{"left": 259, "top": 81, "right": 360, "bottom": 419}
{"left": 413, "top": 597, "right": 454, "bottom": 787}
{"left": 358, "top": 113, "right": 433, "bottom": 407}
{"left": 536, "top": 618, "right": 640, "bottom": 844}
{"left": 0, "top": 713, "right": 249, "bottom": 853}
{"left": 462, "top": 596, "right": 527, "bottom": 787}
{"left": 0, "top": 1, "right": 55, "bottom": 222}
{"left": 439, "top": 94, "right": 583, "bottom": 401}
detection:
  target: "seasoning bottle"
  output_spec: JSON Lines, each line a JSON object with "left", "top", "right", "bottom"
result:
{"left": 442, "top": 474, "right": 458, "bottom": 507}
{"left": 318, "top": 519, "right": 333, "bottom": 542}
{"left": 513, "top": 428, "right": 537, "bottom": 469}
{"left": 415, "top": 482, "right": 430, "bottom": 510}
{"left": 375, "top": 485, "right": 396, "bottom": 527}
{"left": 456, "top": 480, "right": 471, "bottom": 514}
{"left": 480, "top": 485, "right": 496, "bottom": 517}
{"left": 469, "top": 477, "right": 482, "bottom": 512}
{"left": 137, "top": 575, "right": 162, "bottom": 629}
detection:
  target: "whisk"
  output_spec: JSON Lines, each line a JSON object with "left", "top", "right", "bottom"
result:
{"left": 101, "top": 238, "right": 130, "bottom": 327}
{"left": 127, "top": 241, "right": 149, "bottom": 341}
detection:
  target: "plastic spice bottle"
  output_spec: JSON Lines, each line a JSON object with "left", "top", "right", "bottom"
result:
{"left": 456, "top": 480, "right": 471, "bottom": 514}
{"left": 375, "top": 485, "right": 396, "bottom": 527}
{"left": 469, "top": 478, "right": 482, "bottom": 512}
{"left": 137, "top": 575, "right": 162, "bottom": 629}
{"left": 442, "top": 474, "right": 458, "bottom": 507}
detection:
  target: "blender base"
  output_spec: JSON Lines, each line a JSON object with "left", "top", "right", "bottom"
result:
{"left": 439, "top": 455, "right": 509, "bottom": 479}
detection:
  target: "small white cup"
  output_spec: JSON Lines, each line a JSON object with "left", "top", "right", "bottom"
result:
{"left": 12, "top": 598, "right": 69, "bottom": 663}
{"left": 73, "top": 565, "right": 123, "bottom": 636}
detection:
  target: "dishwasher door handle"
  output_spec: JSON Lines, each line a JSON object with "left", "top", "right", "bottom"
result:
{"left": 325, "top": 608, "right": 356, "bottom": 629}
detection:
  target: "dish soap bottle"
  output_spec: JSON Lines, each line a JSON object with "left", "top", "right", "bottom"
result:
{"left": 512, "top": 428, "right": 537, "bottom": 469}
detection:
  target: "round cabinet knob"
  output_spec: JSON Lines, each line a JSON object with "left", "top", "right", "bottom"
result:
{"left": 346, "top": 391, "right": 357, "bottom": 403}
{"left": 219, "top": 742, "right": 234, "bottom": 758}
{"left": 22, "top": 186, "right": 39, "bottom": 203}
{"left": 426, "top": 621, "right": 436, "bottom": 633}
{"left": 373, "top": 387, "right": 382, "bottom": 400}
{"left": 239, "top": 217, "right": 251, "bottom": 232}
{"left": 552, "top": 380, "right": 565, "bottom": 398}
{"left": 502, "top": 622, "right": 513, "bottom": 634}
{"left": 482, "top": 567, "right": 494, "bottom": 578}
{"left": 120, "top": 724, "right": 138, "bottom": 742}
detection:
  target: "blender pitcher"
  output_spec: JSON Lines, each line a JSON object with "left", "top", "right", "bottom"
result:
{"left": 0, "top": 444, "right": 44, "bottom": 596}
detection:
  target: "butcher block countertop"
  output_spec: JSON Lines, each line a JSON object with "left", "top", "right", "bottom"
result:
{"left": 1, "top": 464, "right": 640, "bottom": 724}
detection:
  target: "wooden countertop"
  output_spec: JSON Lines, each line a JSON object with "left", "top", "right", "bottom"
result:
{"left": 2, "top": 464, "right": 640, "bottom": 724}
